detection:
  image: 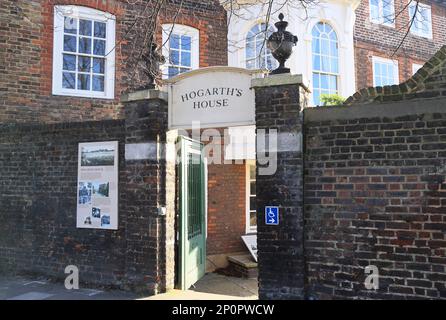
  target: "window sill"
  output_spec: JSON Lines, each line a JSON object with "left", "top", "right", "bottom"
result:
{"left": 369, "top": 20, "right": 395, "bottom": 28}
{"left": 52, "top": 90, "right": 114, "bottom": 100}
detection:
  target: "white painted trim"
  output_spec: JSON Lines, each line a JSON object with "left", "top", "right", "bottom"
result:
{"left": 412, "top": 63, "right": 423, "bottom": 75}
{"left": 161, "top": 24, "right": 200, "bottom": 79}
{"left": 245, "top": 160, "right": 257, "bottom": 234}
{"left": 372, "top": 56, "right": 399, "bottom": 87}
{"left": 52, "top": 5, "right": 116, "bottom": 99}
{"left": 408, "top": 2, "right": 433, "bottom": 39}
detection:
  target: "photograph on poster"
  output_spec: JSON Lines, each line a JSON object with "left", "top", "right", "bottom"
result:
{"left": 81, "top": 145, "right": 115, "bottom": 166}
{"left": 77, "top": 141, "right": 118, "bottom": 230}
{"left": 101, "top": 215, "right": 110, "bottom": 227}
{"left": 92, "top": 182, "right": 110, "bottom": 198}
{"left": 92, "top": 207, "right": 101, "bottom": 218}
{"left": 78, "top": 182, "right": 92, "bottom": 205}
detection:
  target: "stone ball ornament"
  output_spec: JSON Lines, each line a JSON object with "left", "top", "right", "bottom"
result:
{"left": 267, "top": 13, "right": 298, "bottom": 75}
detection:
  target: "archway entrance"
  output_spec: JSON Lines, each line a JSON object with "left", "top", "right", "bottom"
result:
{"left": 167, "top": 67, "right": 260, "bottom": 296}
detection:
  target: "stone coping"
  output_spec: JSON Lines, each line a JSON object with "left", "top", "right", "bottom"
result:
{"left": 121, "top": 89, "right": 168, "bottom": 102}
{"left": 304, "top": 96, "right": 446, "bottom": 123}
{"left": 251, "top": 73, "right": 310, "bottom": 92}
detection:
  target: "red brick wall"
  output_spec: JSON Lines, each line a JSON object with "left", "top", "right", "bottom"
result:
{"left": 157, "top": 1, "right": 228, "bottom": 68}
{"left": 354, "top": 0, "right": 446, "bottom": 90}
{"left": 0, "top": 0, "right": 227, "bottom": 124}
{"left": 207, "top": 163, "right": 247, "bottom": 256}
{"left": 194, "top": 127, "right": 249, "bottom": 256}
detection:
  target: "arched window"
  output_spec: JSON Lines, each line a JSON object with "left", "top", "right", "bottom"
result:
{"left": 312, "top": 22, "right": 339, "bottom": 106}
{"left": 245, "top": 23, "right": 277, "bottom": 70}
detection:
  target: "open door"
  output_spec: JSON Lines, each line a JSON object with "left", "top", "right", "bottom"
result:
{"left": 178, "top": 136, "right": 206, "bottom": 290}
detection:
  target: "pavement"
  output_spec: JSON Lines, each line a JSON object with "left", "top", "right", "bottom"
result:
{"left": 0, "top": 273, "right": 258, "bottom": 300}
{"left": 143, "top": 273, "right": 258, "bottom": 300}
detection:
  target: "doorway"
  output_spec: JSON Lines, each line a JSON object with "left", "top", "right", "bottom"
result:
{"left": 177, "top": 136, "right": 207, "bottom": 290}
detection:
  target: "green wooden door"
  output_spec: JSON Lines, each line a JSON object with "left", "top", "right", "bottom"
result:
{"left": 179, "top": 136, "right": 206, "bottom": 290}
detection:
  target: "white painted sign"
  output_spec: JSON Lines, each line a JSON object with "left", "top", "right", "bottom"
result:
{"left": 77, "top": 141, "right": 119, "bottom": 230}
{"left": 167, "top": 67, "right": 261, "bottom": 129}
{"left": 242, "top": 234, "right": 258, "bottom": 262}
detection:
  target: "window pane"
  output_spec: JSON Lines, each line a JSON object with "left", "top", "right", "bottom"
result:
{"left": 313, "top": 89, "right": 321, "bottom": 106}
{"left": 370, "top": 0, "right": 379, "bottom": 21}
{"left": 64, "top": 17, "right": 77, "bottom": 34}
{"left": 313, "top": 73, "right": 320, "bottom": 88}
{"left": 250, "top": 181, "right": 256, "bottom": 195}
{"left": 313, "top": 55, "right": 321, "bottom": 71}
{"left": 246, "top": 59, "right": 255, "bottom": 70}
{"left": 321, "top": 74, "right": 329, "bottom": 89}
{"left": 94, "top": 21, "right": 106, "bottom": 38}
{"left": 181, "top": 51, "right": 191, "bottom": 67}
{"left": 62, "top": 54, "right": 76, "bottom": 71}
{"left": 170, "top": 49, "right": 179, "bottom": 65}
{"left": 64, "top": 35, "right": 76, "bottom": 52}
{"left": 331, "top": 58, "right": 339, "bottom": 73}
{"left": 250, "top": 197, "right": 256, "bottom": 211}
{"left": 249, "top": 164, "right": 255, "bottom": 177}
{"left": 78, "top": 56, "right": 91, "bottom": 72}
{"left": 93, "top": 39, "right": 106, "bottom": 56}
{"left": 93, "top": 58, "right": 105, "bottom": 74}
{"left": 79, "top": 19, "right": 92, "bottom": 36}
{"left": 92, "top": 75, "right": 104, "bottom": 92}
{"left": 77, "top": 74, "right": 90, "bottom": 90}
{"left": 170, "top": 34, "right": 180, "bottom": 49}
{"left": 329, "top": 75, "right": 337, "bottom": 91}
{"left": 321, "top": 55, "right": 329, "bottom": 72}
{"left": 250, "top": 212, "right": 257, "bottom": 228}
{"left": 62, "top": 72, "right": 75, "bottom": 89}
{"left": 246, "top": 41, "right": 255, "bottom": 60}
{"left": 79, "top": 37, "right": 91, "bottom": 54}
{"left": 330, "top": 41, "right": 338, "bottom": 57}
{"left": 181, "top": 35, "right": 192, "bottom": 51}
{"left": 179, "top": 68, "right": 190, "bottom": 74}
{"left": 168, "top": 67, "right": 179, "bottom": 78}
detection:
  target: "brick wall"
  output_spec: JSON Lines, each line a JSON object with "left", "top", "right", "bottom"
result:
{"left": 0, "top": 0, "right": 227, "bottom": 124}
{"left": 354, "top": 0, "right": 446, "bottom": 90}
{"left": 0, "top": 119, "right": 127, "bottom": 284}
{"left": 0, "top": 91, "right": 173, "bottom": 295}
{"left": 304, "top": 100, "right": 446, "bottom": 299}
{"left": 197, "top": 127, "right": 249, "bottom": 257}
{"left": 207, "top": 163, "right": 246, "bottom": 256}
{"left": 253, "top": 75, "right": 307, "bottom": 299}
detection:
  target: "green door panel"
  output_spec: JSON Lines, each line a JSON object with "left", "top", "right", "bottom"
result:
{"left": 179, "top": 136, "right": 206, "bottom": 290}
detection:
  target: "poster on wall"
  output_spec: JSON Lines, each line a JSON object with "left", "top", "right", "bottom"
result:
{"left": 76, "top": 141, "right": 119, "bottom": 230}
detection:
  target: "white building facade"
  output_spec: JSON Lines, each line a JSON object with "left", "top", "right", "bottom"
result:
{"left": 226, "top": 0, "right": 361, "bottom": 106}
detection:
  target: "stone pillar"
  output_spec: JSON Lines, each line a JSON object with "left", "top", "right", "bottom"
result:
{"left": 251, "top": 74, "right": 309, "bottom": 299}
{"left": 121, "top": 89, "right": 175, "bottom": 294}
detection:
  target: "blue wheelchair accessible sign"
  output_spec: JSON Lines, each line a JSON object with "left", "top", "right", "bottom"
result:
{"left": 265, "top": 206, "right": 279, "bottom": 225}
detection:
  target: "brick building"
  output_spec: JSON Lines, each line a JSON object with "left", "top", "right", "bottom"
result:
{"left": 1, "top": 0, "right": 446, "bottom": 296}
{"left": 354, "top": 0, "right": 446, "bottom": 91}
{"left": 0, "top": 0, "right": 226, "bottom": 123}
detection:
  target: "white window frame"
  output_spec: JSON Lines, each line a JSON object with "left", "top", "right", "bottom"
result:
{"left": 408, "top": 2, "right": 433, "bottom": 39}
{"left": 372, "top": 56, "right": 399, "bottom": 87}
{"left": 52, "top": 5, "right": 116, "bottom": 99}
{"left": 245, "top": 160, "right": 257, "bottom": 234}
{"left": 412, "top": 63, "right": 423, "bottom": 75}
{"left": 161, "top": 24, "right": 199, "bottom": 79}
{"left": 311, "top": 22, "right": 340, "bottom": 106}
{"left": 369, "top": 0, "right": 395, "bottom": 27}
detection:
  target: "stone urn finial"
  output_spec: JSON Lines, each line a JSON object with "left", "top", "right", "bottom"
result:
{"left": 267, "top": 13, "right": 298, "bottom": 75}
